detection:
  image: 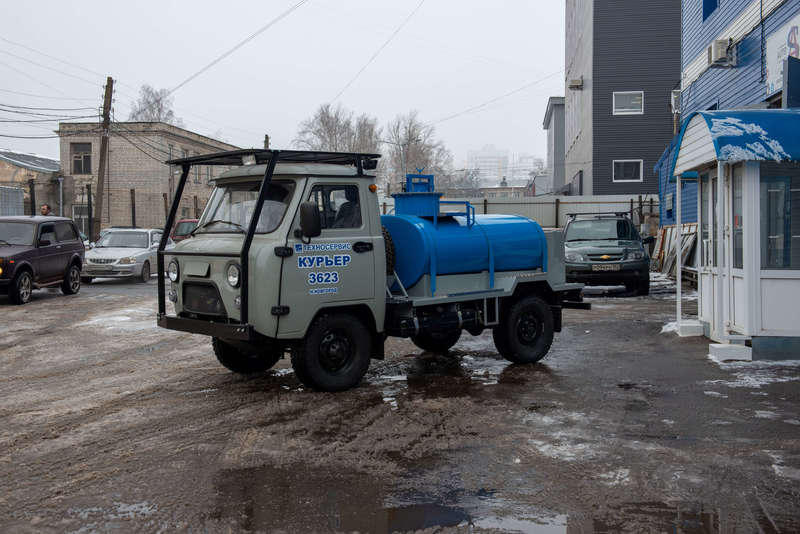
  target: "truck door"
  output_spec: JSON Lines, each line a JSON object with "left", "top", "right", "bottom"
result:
{"left": 278, "top": 181, "right": 376, "bottom": 337}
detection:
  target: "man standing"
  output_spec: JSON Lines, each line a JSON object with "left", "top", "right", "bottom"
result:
{"left": 40, "top": 203, "right": 53, "bottom": 216}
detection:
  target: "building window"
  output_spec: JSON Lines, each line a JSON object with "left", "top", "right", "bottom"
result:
{"left": 612, "top": 91, "right": 644, "bottom": 115}
{"left": 71, "top": 143, "right": 91, "bottom": 174}
{"left": 613, "top": 160, "right": 643, "bottom": 182}
{"left": 760, "top": 163, "right": 800, "bottom": 269}
{"left": 72, "top": 204, "right": 89, "bottom": 234}
{"left": 702, "top": 0, "right": 718, "bottom": 21}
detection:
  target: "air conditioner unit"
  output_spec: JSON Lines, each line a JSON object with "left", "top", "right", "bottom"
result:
{"left": 568, "top": 76, "right": 584, "bottom": 90}
{"left": 671, "top": 89, "right": 681, "bottom": 114}
{"left": 707, "top": 39, "right": 735, "bottom": 67}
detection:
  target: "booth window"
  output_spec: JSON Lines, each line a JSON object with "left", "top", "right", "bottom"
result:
{"left": 732, "top": 166, "right": 744, "bottom": 269}
{"left": 760, "top": 162, "right": 800, "bottom": 269}
{"left": 613, "top": 160, "right": 643, "bottom": 182}
{"left": 703, "top": 0, "right": 718, "bottom": 21}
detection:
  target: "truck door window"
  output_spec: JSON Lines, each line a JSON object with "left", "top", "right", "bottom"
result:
{"left": 308, "top": 185, "right": 362, "bottom": 229}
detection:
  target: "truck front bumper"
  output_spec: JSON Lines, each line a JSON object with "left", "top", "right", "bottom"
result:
{"left": 157, "top": 314, "right": 254, "bottom": 341}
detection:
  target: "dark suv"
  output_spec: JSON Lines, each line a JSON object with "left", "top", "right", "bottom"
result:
{"left": 563, "top": 213, "right": 654, "bottom": 296}
{"left": 0, "top": 216, "right": 85, "bottom": 304}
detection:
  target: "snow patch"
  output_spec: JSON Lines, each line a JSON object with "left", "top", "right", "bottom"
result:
{"left": 703, "top": 391, "right": 728, "bottom": 398}
{"left": 598, "top": 468, "right": 631, "bottom": 486}
{"left": 754, "top": 410, "right": 779, "bottom": 419}
{"left": 661, "top": 321, "right": 678, "bottom": 334}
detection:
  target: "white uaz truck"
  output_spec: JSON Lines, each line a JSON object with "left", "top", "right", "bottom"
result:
{"left": 157, "top": 150, "right": 587, "bottom": 392}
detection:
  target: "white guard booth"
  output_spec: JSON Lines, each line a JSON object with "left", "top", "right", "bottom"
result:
{"left": 670, "top": 109, "right": 800, "bottom": 360}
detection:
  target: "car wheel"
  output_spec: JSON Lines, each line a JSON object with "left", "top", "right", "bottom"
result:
{"left": 492, "top": 296, "right": 554, "bottom": 364}
{"left": 411, "top": 330, "right": 461, "bottom": 353}
{"left": 212, "top": 338, "right": 282, "bottom": 373}
{"left": 138, "top": 261, "right": 151, "bottom": 283}
{"left": 291, "top": 313, "right": 371, "bottom": 392}
{"left": 61, "top": 264, "right": 81, "bottom": 295}
{"left": 637, "top": 275, "right": 650, "bottom": 296}
{"left": 9, "top": 270, "right": 33, "bottom": 305}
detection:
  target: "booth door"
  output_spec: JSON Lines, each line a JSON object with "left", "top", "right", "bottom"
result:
{"left": 698, "top": 170, "right": 725, "bottom": 340}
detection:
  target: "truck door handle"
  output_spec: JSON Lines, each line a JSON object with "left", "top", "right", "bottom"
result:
{"left": 353, "top": 241, "right": 373, "bottom": 253}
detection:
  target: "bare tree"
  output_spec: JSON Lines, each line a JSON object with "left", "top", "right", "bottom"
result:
{"left": 128, "top": 85, "right": 184, "bottom": 127}
{"left": 294, "top": 104, "right": 382, "bottom": 153}
{"left": 384, "top": 110, "right": 453, "bottom": 191}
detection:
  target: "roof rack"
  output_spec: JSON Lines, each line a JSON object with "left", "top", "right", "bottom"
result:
{"left": 165, "top": 148, "right": 380, "bottom": 170}
{"left": 567, "top": 212, "right": 630, "bottom": 218}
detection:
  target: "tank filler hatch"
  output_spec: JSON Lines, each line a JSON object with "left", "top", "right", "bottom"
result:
{"left": 392, "top": 173, "right": 475, "bottom": 228}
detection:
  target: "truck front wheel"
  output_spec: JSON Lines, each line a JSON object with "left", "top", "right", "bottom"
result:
{"left": 492, "top": 296, "right": 554, "bottom": 364}
{"left": 212, "top": 338, "right": 282, "bottom": 373}
{"left": 292, "top": 313, "right": 371, "bottom": 392}
{"left": 411, "top": 330, "right": 461, "bottom": 353}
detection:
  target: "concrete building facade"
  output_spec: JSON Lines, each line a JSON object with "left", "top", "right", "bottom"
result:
{"left": 564, "top": 0, "right": 681, "bottom": 196}
{"left": 543, "top": 96, "right": 565, "bottom": 194}
{"left": 57, "top": 122, "right": 238, "bottom": 234}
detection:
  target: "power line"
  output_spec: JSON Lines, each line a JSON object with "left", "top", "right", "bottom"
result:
{"left": 113, "top": 129, "right": 169, "bottom": 164}
{"left": 330, "top": 0, "right": 426, "bottom": 103}
{"left": 0, "top": 59, "right": 71, "bottom": 96}
{"left": 0, "top": 36, "right": 106, "bottom": 79}
{"left": 431, "top": 69, "right": 564, "bottom": 125}
{"left": 166, "top": 0, "right": 311, "bottom": 97}
{"left": 0, "top": 49, "right": 103, "bottom": 87}
{"left": 0, "top": 106, "right": 98, "bottom": 118}
{"left": 0, "top": 87, "right": 96, "bottom": 102}
{"left": 0, "top": 102, "right": 96, "bottom": 111}
{"left": 0, "top": 115, "right": 99, "bottom": 123}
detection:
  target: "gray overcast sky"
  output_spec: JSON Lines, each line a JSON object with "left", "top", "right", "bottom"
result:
{"left": 1, "top": 0, "right": 565, "bottom": 166}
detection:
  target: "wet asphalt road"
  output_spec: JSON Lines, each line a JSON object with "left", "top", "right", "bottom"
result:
{"left": 1, "top": 277, "right": 799, "bottom": 533}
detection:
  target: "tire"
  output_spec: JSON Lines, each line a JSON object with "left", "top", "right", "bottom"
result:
{"left": 637, "top": 275, "right": 650, "bottom": 296}
{"left": 81, "top": 277, "right": 93, "bottom": 284}
{"left": 411, "top": 330, "right": 461, "bottom": 353}
{"left": 382, "top": 226, "right": 395, "bottom": 275}
{"left": 9, "top": 270, "right": 33, "bottom": 305}
{"left": 61, "top": 264, "right": 81, "bottom": 295}
{"left": 492, "top": 296, "right": 554, "bottom": 364}
{"left": 212, "top": 337, "right": 282, "bottom": 373}
{"left": 139, "top": 261, "right": 150, "bottom": 283}
{"left": 291, "top": 313, "right": 371, "bottom": 392}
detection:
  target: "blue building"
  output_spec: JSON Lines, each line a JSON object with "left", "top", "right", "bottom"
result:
{"left": 658, "top": 0, "right": 800, "bottom": 225}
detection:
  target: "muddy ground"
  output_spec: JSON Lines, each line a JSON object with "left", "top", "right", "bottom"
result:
{"left": 1, "top": 278, "right": 799, "bottom": 533}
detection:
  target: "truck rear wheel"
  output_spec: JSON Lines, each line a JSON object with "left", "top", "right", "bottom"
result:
{"left": 492, "top": 296, "right": 554, "bottom": 364}
{"left": 411, "top": 330, "right": 461, "bottom": 353}
{"left": 291, "top": 313, "right": 371, "bottom": 392}
{"left": 212, "top": 338, "right": 282, "bottom": 373}
{"left": 382, "top": 226, "right": 395, "bottom": 275}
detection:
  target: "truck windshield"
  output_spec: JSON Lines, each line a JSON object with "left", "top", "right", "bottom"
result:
{"left": 0, "top": 222, "right": 35, "bottom": 245}
{"left": 196, "top": 181, "right": 295, "bottom": 234}
{"left": 566, "top": 219, "right": 634, "bottom": 241}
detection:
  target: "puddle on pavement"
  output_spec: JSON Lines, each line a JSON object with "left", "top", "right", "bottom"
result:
{"left": 211, "top": 464, "right": 567, "bottom": 533}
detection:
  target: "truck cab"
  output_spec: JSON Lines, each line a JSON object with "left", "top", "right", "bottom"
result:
{"left": 158, "top": 149, "right": 586, "bottom": 392}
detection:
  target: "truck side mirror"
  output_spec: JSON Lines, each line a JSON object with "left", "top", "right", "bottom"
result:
{"left": 299, "top": 202, "right": 321, "bottom": 238}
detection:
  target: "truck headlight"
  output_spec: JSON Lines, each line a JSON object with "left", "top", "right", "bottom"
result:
{"left": 565, "top": 252, "right": 584, "bottom": 262}
{"left": 226, "top": 263, "right": 241, "bottom": 288}
{"left": 168, "top": 260, "right": 180, "bottom": 282}
{"left": 627, "top": 250, "right": 645, "bottom": 260}
{"left": 118, "top": 256, "right": 136, "bottom": 265}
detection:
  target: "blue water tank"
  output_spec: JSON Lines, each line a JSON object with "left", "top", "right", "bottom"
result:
{"left": 381, "top": 212, "right": 547, "bottom": 291}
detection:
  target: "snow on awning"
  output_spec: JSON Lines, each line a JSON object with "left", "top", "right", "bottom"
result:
{"left": 671, "top": 109, "right": 800, "bottom": 177}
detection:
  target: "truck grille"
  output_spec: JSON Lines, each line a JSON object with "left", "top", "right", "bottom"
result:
{"left": 587, "top": 253, "right": 623, "bottom": 261}
{"left": 89, "top": 258, "right": 115, "bottom": 264}
{"left": 183, "top": 283, "right": 226, "bottom": 316}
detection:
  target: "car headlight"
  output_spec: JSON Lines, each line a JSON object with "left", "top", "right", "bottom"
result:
{"left": 565, "top": 252, "right": 584, "bottom": 262}
{"left": 168, "top": 260, "right": 179, "bottom": 282}
{"left": 627, "top": 250, "right": 645, "bottom": 260}
{"left": 226, "top": 263, "right": 241, "bottom": 288}
{"left": 118, "top": 256, "right": 137, "bottom": 265}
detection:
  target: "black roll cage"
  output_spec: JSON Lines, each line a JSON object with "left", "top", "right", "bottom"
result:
{"left": 157, "top": 148, "right": 380, "bottom": 326}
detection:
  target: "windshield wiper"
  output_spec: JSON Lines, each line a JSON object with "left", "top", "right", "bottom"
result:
{"left": 0, "top": 239, "right": 11, "bottom": 245}
{"left": 193, "top": 219, "right": 245, "bottom": 233}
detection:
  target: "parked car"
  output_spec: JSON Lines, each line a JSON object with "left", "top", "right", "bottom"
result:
{"left": 0, "top": 216, "right": 85, "bottom": 304}
{"left": 563, "top": 213, "right": 654, "bottom": 296}
{"left": 171, "top": 218, "right": 198, "bottom": 242}
{"left": 83, "top": 228, "right": 173, "bottom": 283}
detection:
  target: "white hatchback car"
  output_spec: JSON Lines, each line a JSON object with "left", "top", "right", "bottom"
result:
{"left": 83, "top": 228, "right": 174, "bottom": 283}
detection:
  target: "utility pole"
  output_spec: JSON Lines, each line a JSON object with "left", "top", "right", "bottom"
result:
{"left": 93, "top": 76, "right": 113, "bottom": 241}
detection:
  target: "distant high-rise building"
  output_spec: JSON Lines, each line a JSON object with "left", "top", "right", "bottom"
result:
{"left": 466, "top": 145, "right": 509, "bottom": 186}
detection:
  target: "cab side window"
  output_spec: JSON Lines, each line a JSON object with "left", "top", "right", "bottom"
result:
{"left": 55, "top": 222, "right": 78, "bottom": 242}
{"left": 307, "top": 185, "right": 361, "bottom": 229}
{"left": 39, "top": 224, "right": 56, "bottom": 245}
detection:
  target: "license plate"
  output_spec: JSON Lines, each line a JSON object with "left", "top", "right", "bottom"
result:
{"left": 90, "top": 265, "right": 113, "bottom": 272}
{"left": 592, "top": 263, "right": 620, "bottom": 271}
